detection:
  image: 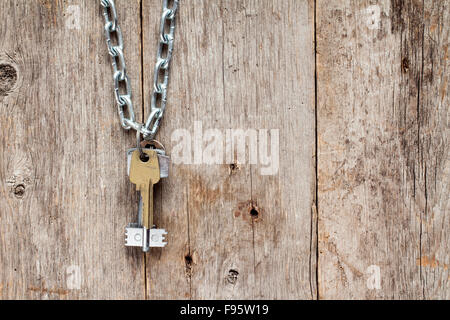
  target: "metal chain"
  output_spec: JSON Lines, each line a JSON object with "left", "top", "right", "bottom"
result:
{"left": 101, "top": 0, "right": 179, "bottom": 141}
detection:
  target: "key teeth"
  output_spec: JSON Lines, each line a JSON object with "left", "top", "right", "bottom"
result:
{"left": 149, "top": 229, "right": 168, "bottom": 247}
{"left": 125, "top": 227, "right": 144, "bottom": 247}
{"left": 124, "top": 227, "right": 168, "bottom": 248}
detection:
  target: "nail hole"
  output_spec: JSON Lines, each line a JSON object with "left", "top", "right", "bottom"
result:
{"left": 185, "top": 254, "right": 192, "bottom": 267}
{"left": 13, "top": 184, "right": 25, "bottom": 198}
{"left": 402, "top": 57, "right": 409, "bottom": 73}
{"left": 229, "top": 163, "right": 240, "bottom": 173}
{"left": 227, "top": 269, "right": 239, "bottom": 285}
{"left": 0, "top": 64, "right": 18, "bottom": 96}
{"left": 184, "top": 254, "right": 193, "bottom": 278}
{"left": 250, "top": 207, "right": 259, "bottom": 218}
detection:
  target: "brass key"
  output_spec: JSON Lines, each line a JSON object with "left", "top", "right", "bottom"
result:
{"left": 126, "top": 148, "right": 168, "bottom": 251}
{"left": 129, "top": 149, "right": 160, "bottom": 229}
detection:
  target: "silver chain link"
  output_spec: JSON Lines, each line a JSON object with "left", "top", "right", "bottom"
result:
{"left": 101, "top": 0, "right": 179, "bottom": 140}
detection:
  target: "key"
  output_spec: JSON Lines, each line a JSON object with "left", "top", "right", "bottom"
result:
{"left": 125, "top": 148, "right": 169, "bottom": 251}
{"left": 127, "top": 148, "right": 169, "bottom": 178}
{"left": 129, "top": 149, "right": 160, "bottom": 229}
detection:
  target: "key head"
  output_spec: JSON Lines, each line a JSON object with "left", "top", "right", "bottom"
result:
{"left": 127, "top": 148, "right": 170, "bottom": 178}
{"left": 129, "top": 149, "right": 161, "bottom": 186}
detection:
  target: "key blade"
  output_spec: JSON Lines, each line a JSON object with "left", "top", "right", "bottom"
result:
{"left": 137, "top": 195, "right": 143, "bottom": 226}
{"left": 125, "top": 227, "right": 168, "bottom": 249}
{"left": 125, "top": 227, "right": 144, "bottom": 247}
{"left": 149, "top": 229, "right": 168, "bottom": 247}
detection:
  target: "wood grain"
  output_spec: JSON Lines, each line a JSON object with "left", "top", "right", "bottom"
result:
{"left": 143, "top": 0, "right": 316, "bottom": 299}
{"left": 0, "top": 0, "right": 448, "bottom": 300}
{"left": 317, "top": 0, "right": 448, "bottom": 299}
{"left": 0, "top": 0, "right": 144, "bottom": 299}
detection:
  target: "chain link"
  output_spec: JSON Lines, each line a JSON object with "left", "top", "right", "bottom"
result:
{"left": 101, "top": 0, "right": 178, "bottom": 140}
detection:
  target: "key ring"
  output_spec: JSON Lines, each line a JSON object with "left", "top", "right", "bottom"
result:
{"left": 136, "top": 125, "right": 145, "bottom": 158}
{"left": 137, "top": 126, "right": 166, "bottom": 160}
{"left": 145, "top": 139, "right": 166, "bottom": 154}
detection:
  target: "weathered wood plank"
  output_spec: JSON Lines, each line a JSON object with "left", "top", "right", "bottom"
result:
{"left": 420, "top": 0, "right": 449, "bottom": 299}
{"left": 1, "top": 0, "right": 446, "bottom": 300}
{"left": 247, "top": 0, "right": 316, "bottom": 299}
{"left": 317, "top": 0, "right": 448, "bottom": 299}
{"left": 142, "top": 0, "right": 192, "bottom": 299}
{"left": 0, "top": 0, "right": 145, "bottom": 299}
{"left": 143, "top": 0, "right": 316, "bottom": 299}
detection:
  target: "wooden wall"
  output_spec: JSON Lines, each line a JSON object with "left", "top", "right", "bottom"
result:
{"left": 0, "top": 0, "right": 447, "bottom": 299}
